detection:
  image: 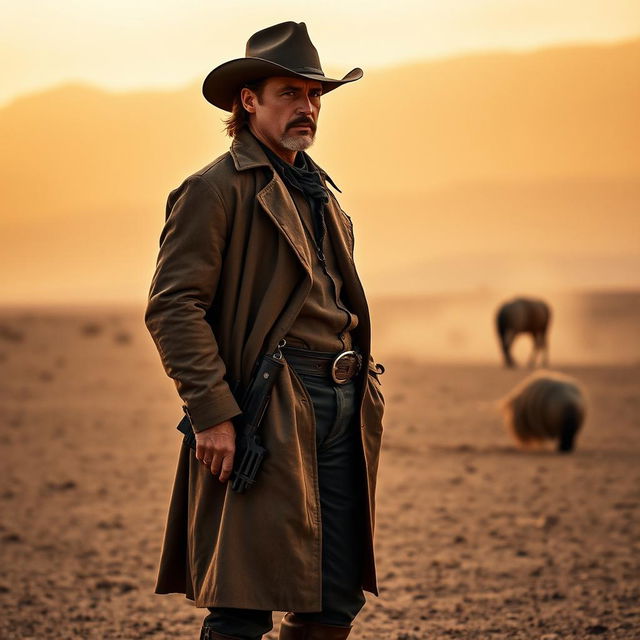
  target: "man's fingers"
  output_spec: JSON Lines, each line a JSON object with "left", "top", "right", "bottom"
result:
{"left": 210, "top": 453, "right": 222, "bottom": 477}
{"left": 219, "top": 452, "right": 235, "bottom": 483}
{"left": 196, "top": 443, "right": 213, "bottom": 466}
{"left": 195, "top": 444, "right": 207, "bottom": 464}
{"left": 198, "top": 438, "right": 235, "bottom": 480}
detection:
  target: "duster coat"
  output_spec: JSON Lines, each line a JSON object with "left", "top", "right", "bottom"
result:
{"left": 145, "top": 128, "right": 385, "bottom": 611}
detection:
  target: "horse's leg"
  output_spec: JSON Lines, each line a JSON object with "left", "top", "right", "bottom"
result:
{"left": 540, "top": 332, "right": 549, "bottom": 367}
{"left": 527, "top": 332, "right": 538, "bottom": 368}
{"left": 502, "top": 330, "right": 516, "bottom": 367}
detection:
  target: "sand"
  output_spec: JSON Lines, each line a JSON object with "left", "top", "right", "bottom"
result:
{"left": 0, "top": 297, "right": 638, "bottom": 639}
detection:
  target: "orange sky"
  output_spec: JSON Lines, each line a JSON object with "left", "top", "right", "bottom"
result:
{"left": 1, "top": 5, "right": 639, "bottom": 303}
{"left": 2, "top": 0, "right": 639, "bottom": 106}
{"left": 1, "top": 36, "right": 638, "bottom": 303}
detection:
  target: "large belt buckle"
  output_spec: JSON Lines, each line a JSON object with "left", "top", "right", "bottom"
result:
{"left": 331, "top": 350, "right": 362, "bottom": 384}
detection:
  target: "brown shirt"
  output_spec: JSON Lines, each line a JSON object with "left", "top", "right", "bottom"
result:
{"left": 284, "top": 188, "right": 359, "bottom": 352}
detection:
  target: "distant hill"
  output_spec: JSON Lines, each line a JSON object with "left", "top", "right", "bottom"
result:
{"left": 0, "top": 38, "right": 638, "bottom": 303}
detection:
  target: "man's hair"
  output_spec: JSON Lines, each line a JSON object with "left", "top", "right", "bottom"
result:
{"left": 224, "top": 79, "right": 266, "bottom": 138}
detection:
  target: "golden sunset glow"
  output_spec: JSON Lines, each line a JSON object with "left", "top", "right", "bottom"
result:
{"left": 2, "top": 0, "right": 639, "bottom": 105}
{"left": 0, "top": 2, "right": 639, "bottom": 304}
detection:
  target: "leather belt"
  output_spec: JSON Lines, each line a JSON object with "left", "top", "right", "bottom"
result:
{"left": 282, "top": 344, "right": 363, "bottom": 384}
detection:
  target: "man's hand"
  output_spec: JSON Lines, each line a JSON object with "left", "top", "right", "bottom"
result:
{"left": 195, "top": 420, "right": 236, "bottom": 482}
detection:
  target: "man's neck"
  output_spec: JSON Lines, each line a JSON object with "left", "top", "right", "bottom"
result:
{"left": 248, "top": 124, "right": 296, "bottom": 165}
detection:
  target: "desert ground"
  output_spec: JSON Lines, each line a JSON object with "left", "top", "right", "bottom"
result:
{"left": 0, "top": 291, "right": 638, "bottom": 639}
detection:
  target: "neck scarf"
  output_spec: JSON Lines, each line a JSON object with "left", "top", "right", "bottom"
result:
{"left": 253, "top": 134, "right": 330, "bottom": 258}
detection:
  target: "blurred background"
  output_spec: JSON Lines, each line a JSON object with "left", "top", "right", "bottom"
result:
{"left": 1, "top": 2, "right": 639, "bottom": 639}
{"left": 1, "top": 0, "right": 639, "bottom": 363}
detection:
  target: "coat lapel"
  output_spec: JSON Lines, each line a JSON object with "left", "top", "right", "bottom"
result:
{"left": 257, "top": 176, "right": 312, "bottom": 277}
{"left": 230, "top": 130, "right": 312, "bottom": 279}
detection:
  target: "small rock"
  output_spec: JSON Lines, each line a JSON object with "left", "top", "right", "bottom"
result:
{"left": 80, "top": 323, "right": 102, "bottom": 336}
{"left": 0, "top": 325, "right": 24, "bottom": 342}
{"left": 114, "top": 331, "right": 132, "bottom": 345}
{"left": 586, "top": 625, "right": 608, "bottom": 635}
{"left": 46, "top": 480, "right": 77, "bottom": 492}
{"left": 2, "top": 532, "right": 22, "bottom": 543}
{"left": 94, "top": 578, "right": 137, "bottom": 594}
{"left": 96, "top": 518, "right": 124, "bottom": 530}
{"left": 537, "top": 515, "right": 559, "bottom": 529}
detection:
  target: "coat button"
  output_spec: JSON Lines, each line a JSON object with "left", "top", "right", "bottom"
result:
{"left": 361, "top": 423, "right": 365, "bottom": 429}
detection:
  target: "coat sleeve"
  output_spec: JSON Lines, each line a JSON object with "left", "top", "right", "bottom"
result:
{"left": 145, "top": 175, "right": 242, "bottom": 431}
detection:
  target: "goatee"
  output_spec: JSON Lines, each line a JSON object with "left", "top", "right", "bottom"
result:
{"left": 280, "top": 133, "right": 315, "bottom": 151}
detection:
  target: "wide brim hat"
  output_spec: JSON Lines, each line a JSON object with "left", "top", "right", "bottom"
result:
{"left": 203, "top": 21, "right": 363, "bottom": 112}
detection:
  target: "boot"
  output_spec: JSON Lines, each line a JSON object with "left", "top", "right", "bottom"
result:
{"left": 278, "top": 613, "right": 351, "bottom": 639}
{"left": 200, "top": 626, "right": 248, "bottom": 640}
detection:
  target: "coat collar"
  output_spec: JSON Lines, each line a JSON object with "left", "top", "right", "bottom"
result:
{"left": 230, "top": 128, "right": 271, "bottom": 172}
{"left": 230, "top": 128, "right": 341, "bottom": 191}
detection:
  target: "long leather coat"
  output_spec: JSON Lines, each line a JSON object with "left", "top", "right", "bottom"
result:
{"left": 145, "top": 128, "right": 385, "bottom": 610}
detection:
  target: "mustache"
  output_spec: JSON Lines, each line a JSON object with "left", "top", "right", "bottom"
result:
{"left": 286, "top": 117, "right": 316, "bottom": 132}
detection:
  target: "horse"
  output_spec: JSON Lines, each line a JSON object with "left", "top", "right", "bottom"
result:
{"left": 496, "top": 297, "right": 551, "bottom": 368}
{"left": 501, "top": 370, "right": 586, "bottom": 453}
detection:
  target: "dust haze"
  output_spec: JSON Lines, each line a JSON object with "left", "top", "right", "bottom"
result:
{"left": 370, "top": 289, "right": 640, "bottom": 366}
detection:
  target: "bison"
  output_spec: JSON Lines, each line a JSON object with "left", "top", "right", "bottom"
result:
{"left": 501, "top": 371, "right": 586, "bottom": 453}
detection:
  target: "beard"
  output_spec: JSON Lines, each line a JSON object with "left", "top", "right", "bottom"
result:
{"left": 279, "top": 132, "right": 315, "bottom": 151}
{"left": 280, "top": 116, "right": 317, "bottom": 151}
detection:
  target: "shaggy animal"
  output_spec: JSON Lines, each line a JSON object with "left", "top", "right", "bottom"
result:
{"left": 496, "top": 297, "right": 551, "bottom": 368}
{"left": 501, "top": 371, "right": 586, "bottom": 453}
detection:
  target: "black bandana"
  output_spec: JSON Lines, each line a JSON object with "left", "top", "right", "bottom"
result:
{"left": 253, "top": 134, "right": 334, "bottom": 259}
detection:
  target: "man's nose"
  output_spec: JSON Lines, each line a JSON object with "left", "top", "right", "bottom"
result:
{"left": 296, "top": 95, "right": 314, "bottom": 115}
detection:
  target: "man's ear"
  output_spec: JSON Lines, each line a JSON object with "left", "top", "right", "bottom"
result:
{"left": 241, "top": 87, "right": 257, "bottom": 114}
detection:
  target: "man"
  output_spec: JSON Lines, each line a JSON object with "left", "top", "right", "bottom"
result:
{"left": 145, "top": 21, "right": 385, "bottom": 640}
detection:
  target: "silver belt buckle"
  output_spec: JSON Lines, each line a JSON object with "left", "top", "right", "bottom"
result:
{"left": 331, "top": 350, "right": 362, "bottom": 384}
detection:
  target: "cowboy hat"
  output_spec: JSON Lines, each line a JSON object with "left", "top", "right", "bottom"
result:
{"left": 202, "top": 21, "right": 363, "bottom": 111}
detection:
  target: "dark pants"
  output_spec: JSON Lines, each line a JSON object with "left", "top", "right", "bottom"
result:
{"left": 203, "top": 357, "right": 366, "bottom": 639}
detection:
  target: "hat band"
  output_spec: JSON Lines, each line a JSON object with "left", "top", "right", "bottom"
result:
{"left": 290, "top": 65, "right": 324, "bottom": 75}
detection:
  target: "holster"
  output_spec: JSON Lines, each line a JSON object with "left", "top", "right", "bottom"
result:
{"left": 176, "top": 349, "right": 285, "bottom": 493}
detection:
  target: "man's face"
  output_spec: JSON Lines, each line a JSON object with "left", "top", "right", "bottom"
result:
{"left": 242, "top": 76, "right": 322, "bottom": 156}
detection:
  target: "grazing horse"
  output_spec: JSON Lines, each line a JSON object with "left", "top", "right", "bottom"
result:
{"left": 496, "top": 297, "right": 551, "bottom": 368}
{"left": 501, "top": 371, "right": 586, "bottom": 453}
